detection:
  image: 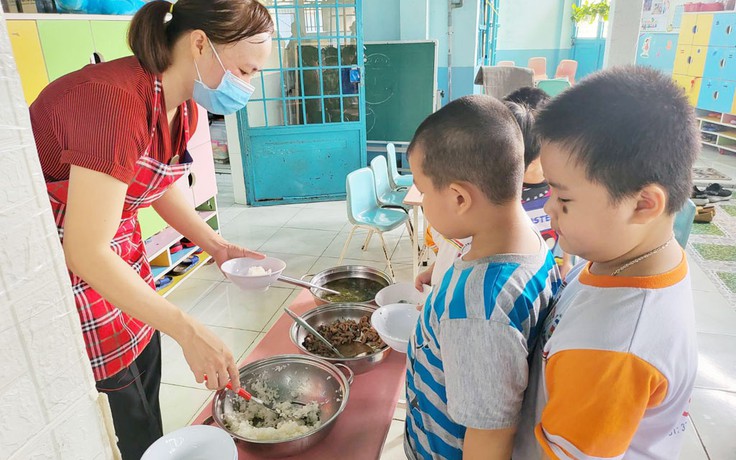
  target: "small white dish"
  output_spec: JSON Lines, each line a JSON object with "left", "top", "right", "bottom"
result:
{"left": 371, "top": 303, "right": 421, "bottom": 353}
{"left": 141, "top": 425, "right": 237, "bottom": 460}
{"left": 375, "top": 282, "right": 429, "bottom": 308}
{"left": 220, "top": 257, "right": 286, "bottom": 291}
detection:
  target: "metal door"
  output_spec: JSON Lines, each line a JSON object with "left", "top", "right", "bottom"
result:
{"left": 238, "top": 0, "right": 366, "bottom": 206}
{"left": 571, "top": 3, "right": 607, "bottom": 80}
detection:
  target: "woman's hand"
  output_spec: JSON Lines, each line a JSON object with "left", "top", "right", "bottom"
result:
{"left": 175, "top": 316, "right": 240, "bottom": 391}
{"left": 211, "top": 241, "right": 265, "bottom": 268}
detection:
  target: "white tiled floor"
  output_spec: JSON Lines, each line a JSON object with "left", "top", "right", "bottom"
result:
{"left": 161, "top": 148, "right": 736, "bottom": 458}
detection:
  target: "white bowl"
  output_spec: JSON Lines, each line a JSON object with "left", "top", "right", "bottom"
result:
{"left": 142, "top": 425, "right": 237, "bottom": 460}
{"left": 375, "top": 282, "right": 429, "bottom": 308}
{"left": 220, "top": 257, "right": 286, "bottom": 291}
{"left": 371, "top": 303, "right": 421, "bottom": 353}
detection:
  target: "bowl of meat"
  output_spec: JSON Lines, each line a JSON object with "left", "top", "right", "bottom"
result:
{"left": 288, "top": 303, "right": 392, "bottom": 374}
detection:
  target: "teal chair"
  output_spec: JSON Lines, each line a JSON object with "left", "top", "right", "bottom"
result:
{"left": 339, "top": 168, "right": 409, "bottom": 279}
{"left": 537, "top": 78, "right": 571, "bottom": 97}
{"left": 370, "top": 156, "right": 410, "bottom": 210}
{"left": 674, "top": 199, "right": 696, "bottom": 248}
{"left": 386, "top": 143, "right": 413, "bottom": 189}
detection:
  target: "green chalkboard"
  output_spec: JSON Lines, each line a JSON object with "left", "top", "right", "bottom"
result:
{"left": 364, "top": 41, "right": 437, "bottom": 143}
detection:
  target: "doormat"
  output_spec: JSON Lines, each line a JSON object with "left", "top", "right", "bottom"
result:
{"left": 692, "top": 167, "right": 732, "bottom": 183}
{"left": 688, "top": 201, "right": 736, "bottom": 306}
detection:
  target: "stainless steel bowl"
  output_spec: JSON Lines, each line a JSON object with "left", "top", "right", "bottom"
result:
{"left": 289, "top": 303, "right": 392, "bottom": 374}
{"left": 210, "top": 354, "right": 353, "bottom": 458}
{"left": 303, "top": 265, "right": 393, "bottom": 305}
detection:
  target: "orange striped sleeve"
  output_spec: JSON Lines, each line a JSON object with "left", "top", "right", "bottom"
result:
{"left": 425, "top": 225, "right": 438, "bottom": 254}
{"left": 535, "top": 349, "right": 668, "bottom": 460}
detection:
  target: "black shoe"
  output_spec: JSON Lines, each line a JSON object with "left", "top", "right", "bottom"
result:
{"left": 692, "top": 185, "right": 709, "bottom": 205}
{"left": 706, "top": 183, "right": 732, "bottom": 202}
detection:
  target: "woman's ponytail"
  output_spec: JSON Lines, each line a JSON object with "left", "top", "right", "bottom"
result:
{"left": 128, "top": 1, "right": 175, "bottom": 75}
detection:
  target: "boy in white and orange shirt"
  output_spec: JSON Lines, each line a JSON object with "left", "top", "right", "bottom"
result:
{"left": 513, "top": 67, "right": 699, "bottom": 459}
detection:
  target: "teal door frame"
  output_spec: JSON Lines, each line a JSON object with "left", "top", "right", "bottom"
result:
{"left": 571, "top": 3, "right": 607, "bottom": 80}
{"left": 238, "top": 1, "right": 366, "bottom": 206}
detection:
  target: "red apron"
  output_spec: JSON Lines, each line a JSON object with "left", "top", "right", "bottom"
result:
{"left": 46, "top": 78, "right": 193, "bottom": 381}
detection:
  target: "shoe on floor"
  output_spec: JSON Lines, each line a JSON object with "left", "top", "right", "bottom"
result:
{"left": 706, "top": 183, "right": 732, "bottom": 202}
{"left": 692, "top": 186, "right": 710, "bottom": 205}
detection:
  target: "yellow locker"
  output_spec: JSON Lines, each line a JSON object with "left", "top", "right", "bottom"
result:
{"left": 7, "top": 20, "right": 49, "bottom": 105}
{"left": 673, "top": 74, "right": 702, "bottom": 107}
{"left": 679, "top": 14, "right": 697, "bottom": 46}
{"left": 673, "top": 45, "right": 692, "bottom": 75}
{"left": 693, "top": 14, "right": 714, "bottom": 46}
{"left": 690, "top": 46, "right": 708, "bottom": 76}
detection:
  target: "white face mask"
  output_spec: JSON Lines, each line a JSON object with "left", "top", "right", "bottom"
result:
{"left": 192, "top": 39, "right": 255, "bottom": 115}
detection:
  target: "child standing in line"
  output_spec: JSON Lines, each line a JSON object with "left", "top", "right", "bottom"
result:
{"left": 405, "top": 95, "right": 561, "bottom": 459}
{"left": 514, "top": 66, "right": 699, "bottom": 460}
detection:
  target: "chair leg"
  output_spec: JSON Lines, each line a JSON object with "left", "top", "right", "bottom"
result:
{"left": 362, "top": 229, "right": 374, "bottom": 251}
{"left": 378, "top": 232, "right": 395, "bottom": 281}
{"left": 339, "top": 226, "right": 357, "bottom": 264}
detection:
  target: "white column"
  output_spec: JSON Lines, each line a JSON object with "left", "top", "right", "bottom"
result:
{"left": 604, "top": 0, "right": 646, "bottom": 67}
{"left": 0, "top": 12, "right": 119, "bottom": 460}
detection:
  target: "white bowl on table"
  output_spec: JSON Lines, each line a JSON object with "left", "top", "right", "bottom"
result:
{"left": 375, "top": 282, "right": 429, "bottom": 308}
{"left": 371, "top": 303, "right": 421, "bottom": 353}
{"left": 220, "top": 256, "right": 286, "bottom": 291}
{"left": 141, "top": 425, "right": 237, "bottom": 460}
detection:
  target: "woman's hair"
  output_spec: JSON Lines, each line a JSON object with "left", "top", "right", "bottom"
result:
{"left": 129, "top": 0, "right": 274, "bottom": 74}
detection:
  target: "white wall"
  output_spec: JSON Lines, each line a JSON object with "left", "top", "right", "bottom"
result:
{"left": 496, "top": 0, "right": 572, "bottom": 51}
{"left": 0, "top": 13, "right": 119, "bottom": 460}
{"left": 605, "top": 0, "right": 645, "bottom": 67}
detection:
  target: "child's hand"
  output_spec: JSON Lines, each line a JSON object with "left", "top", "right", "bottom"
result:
{"left": 415, "top": 265, "right": 434, "bottom": 291}
{"left": 560, "top": 260, "right": 573, "bottom": 280}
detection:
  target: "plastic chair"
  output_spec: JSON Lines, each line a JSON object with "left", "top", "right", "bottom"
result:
{"left": 371, "top": 156, "right": 409, "bottom": 210}
{"left": 527, "top": 57, "right": 548, "bottom": 80}
{"left": 673, "top": 199, "right": 696, "bottom": 248}
{"left": 339, "top": 168, "right": 409, "bottom": 279}
{"left": 554, "top": 59, "right": 578, "bottom": 84}
{"left": 497, "top": 60, "right": 515, "bottom": 67}
{"left": 537, "top": 78, "right": 571, "bottom": 97}
{"left": 386, "top": 143, "right": 413, "bottom": 189}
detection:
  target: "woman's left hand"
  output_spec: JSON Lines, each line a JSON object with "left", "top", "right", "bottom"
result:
{"left": 212, "top": 241, "right": 265, "bottom": 267}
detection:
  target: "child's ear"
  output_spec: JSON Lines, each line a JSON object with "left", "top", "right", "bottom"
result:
{"left": 449, "top": 182, "right": 472, "bottom": 214}
{"left": 631, "top": 184, "right": 667, "bottom": 224}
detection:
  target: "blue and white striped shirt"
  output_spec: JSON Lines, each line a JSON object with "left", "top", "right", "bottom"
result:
{"left": 405, "top": 236, "right": 561, "bottom": 460}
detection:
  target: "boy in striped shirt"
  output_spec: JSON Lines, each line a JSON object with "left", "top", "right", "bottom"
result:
{"left": 405, "top": 95, "right": 561, "bottom": 459}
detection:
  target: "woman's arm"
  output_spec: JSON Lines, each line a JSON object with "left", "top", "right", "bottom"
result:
{"left": 152, "top": 185, "right": 263, "bottom": 266}
{"left": 63, "top": 166, "right": 239, "bottom": 390}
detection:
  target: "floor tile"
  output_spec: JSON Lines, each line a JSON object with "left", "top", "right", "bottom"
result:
{"left": 393, "top": 406, "right": 406, "bottom": 422}
{"left": 689, "top": 388, "right": 736, "bottom": 460}
{"left": 259, "top": 227, "right": 340, "bottom": 257}
{"left": 380, "top": 420, "right": 406, "bottom": 460}
{"left": 284, "top": 205, "right": 350, "bottom": 232}
{"left": 160, "top": 384, "right": 213, "bottom": 434}
{"left": 391, "top": 264, "right": 416, "bottom": 285}
{"left": 189, "top": 261, "right": 227, "bottom": 283}
{"left": 235, "top": 205, "right": 303, "bottom": 228}
{"left": 263, "top": 289, "right": 301, "bottom": 332}
{"left": 239, "top": 332, "right": 267, "bottom": 362}
{"left": 695, "top": 332, "right": 736, "bottom": 392}
{"left": 216, "top": 206, "right": 246, "bottom": 226}
{"left": 323, "top": 228, "right": 403, "bottom": 262}
{"left": 165, "top": 277, "right": 220, "bottom": 313}
{"left": 219, "top": 224, "right": 282, "bottom": 250}
{"left": 161, "top": 326, "right": 259, "bottom": 388}
{"left": 689, "top": 259, "right": 720, "bottom": 293}
{"left": 263, "top": 252, "right": 320, "bottom": 282}
{"left": 693, "top": 289, "right": 736, "bottom": 336}
{"left": 188, "top": 283, "right": 293, "bottom": 332}
{"left": 679, "top": 416, "right": 708, "bottom": 460}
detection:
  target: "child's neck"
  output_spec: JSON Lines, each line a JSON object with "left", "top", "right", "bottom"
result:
{"left": 590, "top": 221, "right": 682, "bottom": 277}
{"left": 523, "top": 161, "right": 546, "bottom": 184}
{"left": 464, "top": 204, "right": 540, "bottom": 261}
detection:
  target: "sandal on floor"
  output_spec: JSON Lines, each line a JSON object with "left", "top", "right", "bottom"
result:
{"left": 706, "top": 183, "right": 732, "bottom": 202}
{"left": 155, "top": 276, "right": 173, "bottom": 290}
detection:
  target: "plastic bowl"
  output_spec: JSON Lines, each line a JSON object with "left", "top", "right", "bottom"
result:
{"left": 141, "top": 425, "right": 237, "bottom": 460}
{"left": 371, "top": 303, "right": 421, "bottom": 353}
{"left": 375, "top": 282, "right": 429, "bottom": 308}
{"left": 221, "top": 257, "right": 286, "bottom": 291}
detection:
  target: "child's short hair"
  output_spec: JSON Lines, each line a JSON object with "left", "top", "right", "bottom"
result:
{"left": 535, "top": 66, "right": 698, "bottom": 214}
{"left": 408, "top": 95, "right": 524, "bottom": 204}
{"left": 504, "top": 101, "right": 542, "bottom": 169}
{"left": 504, "top": 86, "right": 550, "bottom": 109}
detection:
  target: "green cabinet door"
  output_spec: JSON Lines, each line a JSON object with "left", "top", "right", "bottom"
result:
{"left": 90, "top": 20, "right": 132, "bottom": 62}
{"left": 37, "top": 20, "right": 95, "bottom": 82}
